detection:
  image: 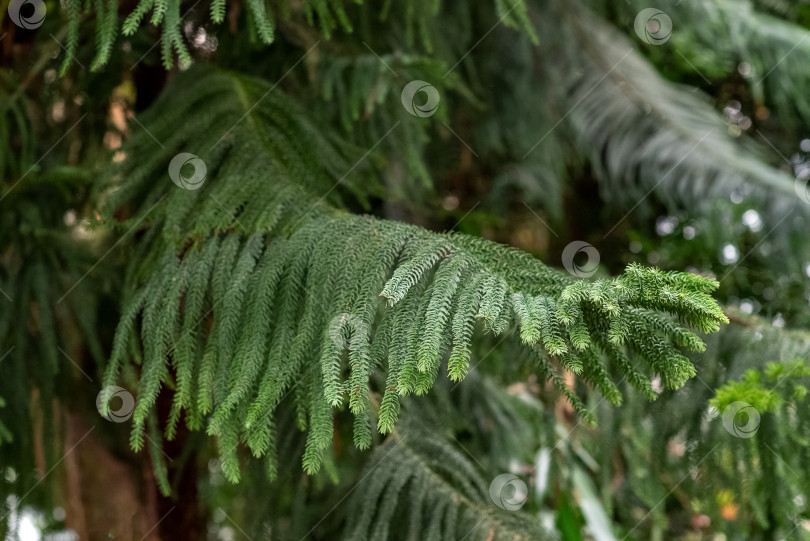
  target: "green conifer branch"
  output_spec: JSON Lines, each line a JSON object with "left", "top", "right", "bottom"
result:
{"left": 99, "top": 66, "right": 727, "bottom": 484}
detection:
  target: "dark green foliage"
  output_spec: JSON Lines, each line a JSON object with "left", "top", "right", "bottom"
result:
{"left": 542, "top": 1, "right": 801, "bottom": 219}
{"left": 0, "top": 167, "right": 107, "bottom": 515}
{"left": 8, "top": 0, "right": 810, "bottom": 538}
{"left": 61, "top": 0, "right": 537, "bottom": 73}
{"left": 344, "top": 429, "right": 553, "bottom": 541}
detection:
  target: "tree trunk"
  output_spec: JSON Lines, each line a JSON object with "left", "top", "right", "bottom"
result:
{"left": 61, "top": 407, "right": 202, "bottom": 540}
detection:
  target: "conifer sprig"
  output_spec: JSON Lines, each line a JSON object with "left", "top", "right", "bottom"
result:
{"left": 344, "top": 428, "right": 554, "bottom": 541}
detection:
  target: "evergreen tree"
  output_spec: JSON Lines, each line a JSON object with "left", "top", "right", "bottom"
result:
{"left": 1, "top": 0, "right": 809, "bottom": 539}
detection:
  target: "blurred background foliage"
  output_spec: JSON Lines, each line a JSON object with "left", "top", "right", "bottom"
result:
{"left": 2, "top": 0, "right": 810, "bottom": 539}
